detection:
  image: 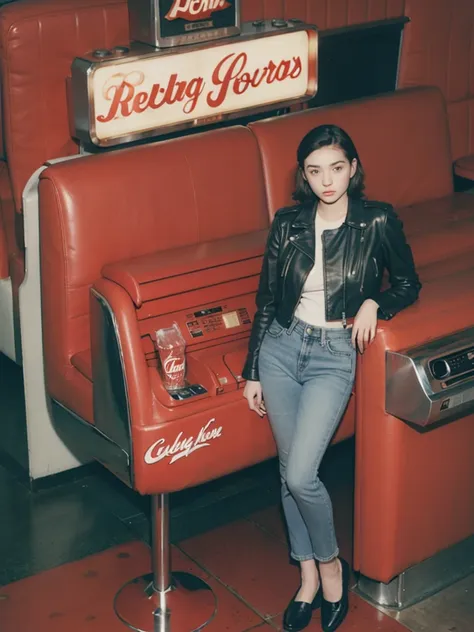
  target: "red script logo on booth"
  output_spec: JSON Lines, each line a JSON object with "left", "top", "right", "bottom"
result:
{"left": 165, "top": 0, "right": 231, "bottom": 21}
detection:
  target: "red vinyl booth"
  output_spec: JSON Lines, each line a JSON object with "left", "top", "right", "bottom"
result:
{"left": 0, "top": 0, "right": 407, "bottom": 482}
{"left": 38, "top": 86, "right": 474, "bottom": 625}
{"left": 39, "top": 125, "right": 279, "bottom": 629}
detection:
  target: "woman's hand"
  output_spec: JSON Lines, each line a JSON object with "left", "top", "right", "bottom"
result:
{"left": 352, "top": 299, "right": 379, "bottom": 353}
{"left": 243, "top": 380, "right": 267, "bottom": 417}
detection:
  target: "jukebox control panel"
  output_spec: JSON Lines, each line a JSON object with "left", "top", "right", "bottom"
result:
{"left": 185, "top": 305, "right": 252, "bottom": 339}
{"left": 429, "top": 346, "right": 474, "bottom": 385}
{"left": 147, "top": 295, "right": 255, "bottom": 347}
{"left": 147, "top": 295, "right": 255, "bottom": 403}
{"left": 386, "top": 327, "right": 474, "bottom": 427}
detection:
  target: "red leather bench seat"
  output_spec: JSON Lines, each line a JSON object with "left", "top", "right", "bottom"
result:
{"left": 249, "top": 86, "right": 453, "bottom": 213}
{"left": 39, "top": 126, "right": 269, "bottom": 425}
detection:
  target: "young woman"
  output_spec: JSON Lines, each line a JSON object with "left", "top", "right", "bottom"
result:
{"left": 242, "top": 125, "right": 421, "bottom": 632}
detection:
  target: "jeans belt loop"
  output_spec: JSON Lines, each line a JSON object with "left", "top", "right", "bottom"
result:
{"left": 287, "top": 317, "right": 298, "bottom": 334}
{"left": 320, "top": 327, "right": 326, "bottom": 346}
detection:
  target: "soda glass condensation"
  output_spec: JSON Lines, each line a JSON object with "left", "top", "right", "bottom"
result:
{"left": 155, "top": 323, "right": 187, "bottom": 391}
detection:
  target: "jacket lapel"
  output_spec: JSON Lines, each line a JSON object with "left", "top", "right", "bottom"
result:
{"left": 290, "top": 203, "right": 316, "bottom": 261}
{"left": 288, "top": 197, "right": 367, "bottom": 262}
{"left": 345, "top": 197, "right": 367, "bottom": 230}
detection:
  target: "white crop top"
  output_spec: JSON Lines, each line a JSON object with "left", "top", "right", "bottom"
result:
{"left": 294, "top": 212, "right": 345, "bottom": 328}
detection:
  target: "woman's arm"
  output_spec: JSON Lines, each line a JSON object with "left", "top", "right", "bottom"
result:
{"left": 371, "top": 206, "right": 421, "bottom": 319}
{"left": 242, "top": 214, "right": 282, "bottom": 381}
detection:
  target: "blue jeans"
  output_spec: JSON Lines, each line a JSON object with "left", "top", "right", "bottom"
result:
{"left": 258, "top": 317, "right": 356, "bottom": 562}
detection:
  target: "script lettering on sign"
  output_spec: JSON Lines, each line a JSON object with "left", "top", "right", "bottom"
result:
{"left": 144, "top": 418, "right": 223, "bottom": 465}
{"left": 165, "top": 0, "right": 231, "bottom": 21}
{"left": 96, "top": 53, "right": 302, "bottom": 122}
{"left": 85, "top": 30, "right": 315, "bottom": 145}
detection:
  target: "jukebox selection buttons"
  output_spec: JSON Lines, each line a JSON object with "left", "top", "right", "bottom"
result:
{"left": 186, "top": 305, "right": 252, "bottom": 338}
{"left": 169, "top": 384, "right": 208, "bottom": 401}
{"left": 272, "top": 19, "right": 288, "bottom": 28}
{"left": 223, "top": 312, "right": 240, "bottom": 329}
{"left": 430, "top": 348, "right": 474, "bottom": 381}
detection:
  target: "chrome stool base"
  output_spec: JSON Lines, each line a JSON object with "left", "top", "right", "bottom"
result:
{"left": 115, "top": 570, "right": 217, "bottom": 632}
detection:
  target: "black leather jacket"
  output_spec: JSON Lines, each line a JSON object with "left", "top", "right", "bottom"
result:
{"left": 243, "top": 197, "right": 421, "bottom": 381}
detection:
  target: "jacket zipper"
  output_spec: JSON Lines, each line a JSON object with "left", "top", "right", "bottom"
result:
{"left": 341, "top": 228, "right": 351, "bottom": 328}
{"left": 322, "top": 232, "right": 329, "bottom": 321}
{"left": 281, "top": 249, "right": 295, "bottom": 277}
{"left": 289, "top": 243, "right": 313, "bottom": 322}
{"left": 373, "top": 257, "right": 379, "bottom": 277}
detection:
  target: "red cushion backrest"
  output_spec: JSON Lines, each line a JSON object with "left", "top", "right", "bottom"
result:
{"left": 399, "top": 0, "right": 474, "bottom": 159}
{"left": 38, "top": 126, "right": 268, "bottom": 401}
{"left": 0, "top": 0, "right": 128, "bottom": 211}
{"left": 249, "top": 86, "right": 453, "bottom": 215}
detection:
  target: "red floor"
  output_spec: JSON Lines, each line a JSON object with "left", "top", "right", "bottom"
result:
{"left": 0, "top": 504, "right": 411, "bottom": 632}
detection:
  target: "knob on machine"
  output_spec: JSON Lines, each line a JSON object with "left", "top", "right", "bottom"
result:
{"left": 430, "top": 359, "right": 451, "bottom": 380}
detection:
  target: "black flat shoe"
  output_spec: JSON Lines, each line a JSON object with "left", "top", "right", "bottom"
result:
{"left": 321, "top": 558, "right": 350, "bottom": 632}
{"left": 283, "top": 585, "right": 322, "bottom": 632}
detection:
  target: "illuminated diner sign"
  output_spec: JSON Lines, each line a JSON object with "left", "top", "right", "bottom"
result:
{"left": 71, "top": 22, "right": 318, "bottom": 147}
{"left": 129, "top": 0, "right": 240, "bottom": 48}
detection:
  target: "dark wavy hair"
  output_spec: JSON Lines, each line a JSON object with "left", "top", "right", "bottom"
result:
{"left": 293, "top": 124, "right": 365, "bottom": 203}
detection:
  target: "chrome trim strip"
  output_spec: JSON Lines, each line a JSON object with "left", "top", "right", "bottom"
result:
{"left": 355, "top": 535, "right": 474, "bottom": 610}
{"left": 90, "top": 289, "right": 134, "bottom": 472}
{"left": 51, "top": 400, "right": 132, "bottom": 487}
